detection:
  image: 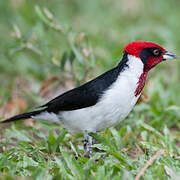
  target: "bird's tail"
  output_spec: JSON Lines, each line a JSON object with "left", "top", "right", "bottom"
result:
{"left": 1, "top": 110, "right": 43, "bottom": 123}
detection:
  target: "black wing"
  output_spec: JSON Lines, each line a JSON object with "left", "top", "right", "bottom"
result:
{"left": 41, "top": 53, "right": 128, "bottom": 113}
{"left": 41, "top": 67, "right": 119, "bottom": 113}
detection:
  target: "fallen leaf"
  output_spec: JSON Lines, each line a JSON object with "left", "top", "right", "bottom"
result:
{"left": 136, "top": 91, "right": 150, "bottom": 104}
{"left": 38, "top": 76, "right": 58, "bottom": 98}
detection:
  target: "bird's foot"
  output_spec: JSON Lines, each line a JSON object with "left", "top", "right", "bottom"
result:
{"left": 84, "top": 133, "right": 93, "bottom": 158}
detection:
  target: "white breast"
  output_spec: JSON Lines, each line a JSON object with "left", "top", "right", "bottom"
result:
{"left": 57, "top": 55, "right": 144, "bottom": 133}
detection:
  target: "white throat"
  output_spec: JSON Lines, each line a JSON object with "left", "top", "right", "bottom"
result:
{"left": 123, "top": 54, "right": 144, "bottom": 78}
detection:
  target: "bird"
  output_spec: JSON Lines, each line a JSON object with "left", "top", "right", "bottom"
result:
{"left": 1, "top": 41, "right": 178, "bottom": 156}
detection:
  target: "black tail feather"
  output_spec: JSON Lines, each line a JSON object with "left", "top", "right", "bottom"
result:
{"left": 1, "top": 110, "right": 43, "bottom": 123}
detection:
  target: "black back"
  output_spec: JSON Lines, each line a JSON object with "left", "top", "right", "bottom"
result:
{"left": 42, "top": 53, "right": 129, "bottom": 113}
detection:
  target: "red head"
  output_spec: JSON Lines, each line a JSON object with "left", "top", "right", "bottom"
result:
{"left": 123, "top": 41, "right": 178, "bottom": 96}
{"left": 124, "top": 41, "right": 178, "bottom": 71}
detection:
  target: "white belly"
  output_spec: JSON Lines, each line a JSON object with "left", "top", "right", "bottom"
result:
{"left": 59, "top": 74, "right": 141, "bottom": 133}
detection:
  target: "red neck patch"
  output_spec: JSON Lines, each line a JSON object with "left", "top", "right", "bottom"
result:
{"left": 135, "top": 71, "right": 148, "bottom": 96}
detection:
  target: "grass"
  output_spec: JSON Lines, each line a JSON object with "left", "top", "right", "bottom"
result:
{"left": 0, "top": 0, "right": 180, "bottom": 179}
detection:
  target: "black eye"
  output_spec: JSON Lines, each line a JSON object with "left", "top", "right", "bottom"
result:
{"left": 153, "top": 49, "right": 160, "bottom": 56}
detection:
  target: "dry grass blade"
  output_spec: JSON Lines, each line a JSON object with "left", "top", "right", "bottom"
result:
{"left": 135, "top": 150, "right": 165, "bottom": 180}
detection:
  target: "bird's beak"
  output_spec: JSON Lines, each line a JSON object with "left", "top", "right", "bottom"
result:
{"left": 163, "top": 52, "right": 179, "bottom": 60}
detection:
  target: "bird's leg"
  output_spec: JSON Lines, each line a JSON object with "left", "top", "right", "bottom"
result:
{"left": 83, "top": 132, "right": 93, "bottom": 157}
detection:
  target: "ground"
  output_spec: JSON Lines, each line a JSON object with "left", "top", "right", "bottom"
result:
{"left": 0, "top": 0, "right": 179, "bottom": 179}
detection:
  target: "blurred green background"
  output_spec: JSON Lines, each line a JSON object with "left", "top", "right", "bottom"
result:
{"left": 0, "top": 0, "right": 179, "bottom": 179}
{"left": 1, "top": 0, "right": 180, "bottom": 82}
